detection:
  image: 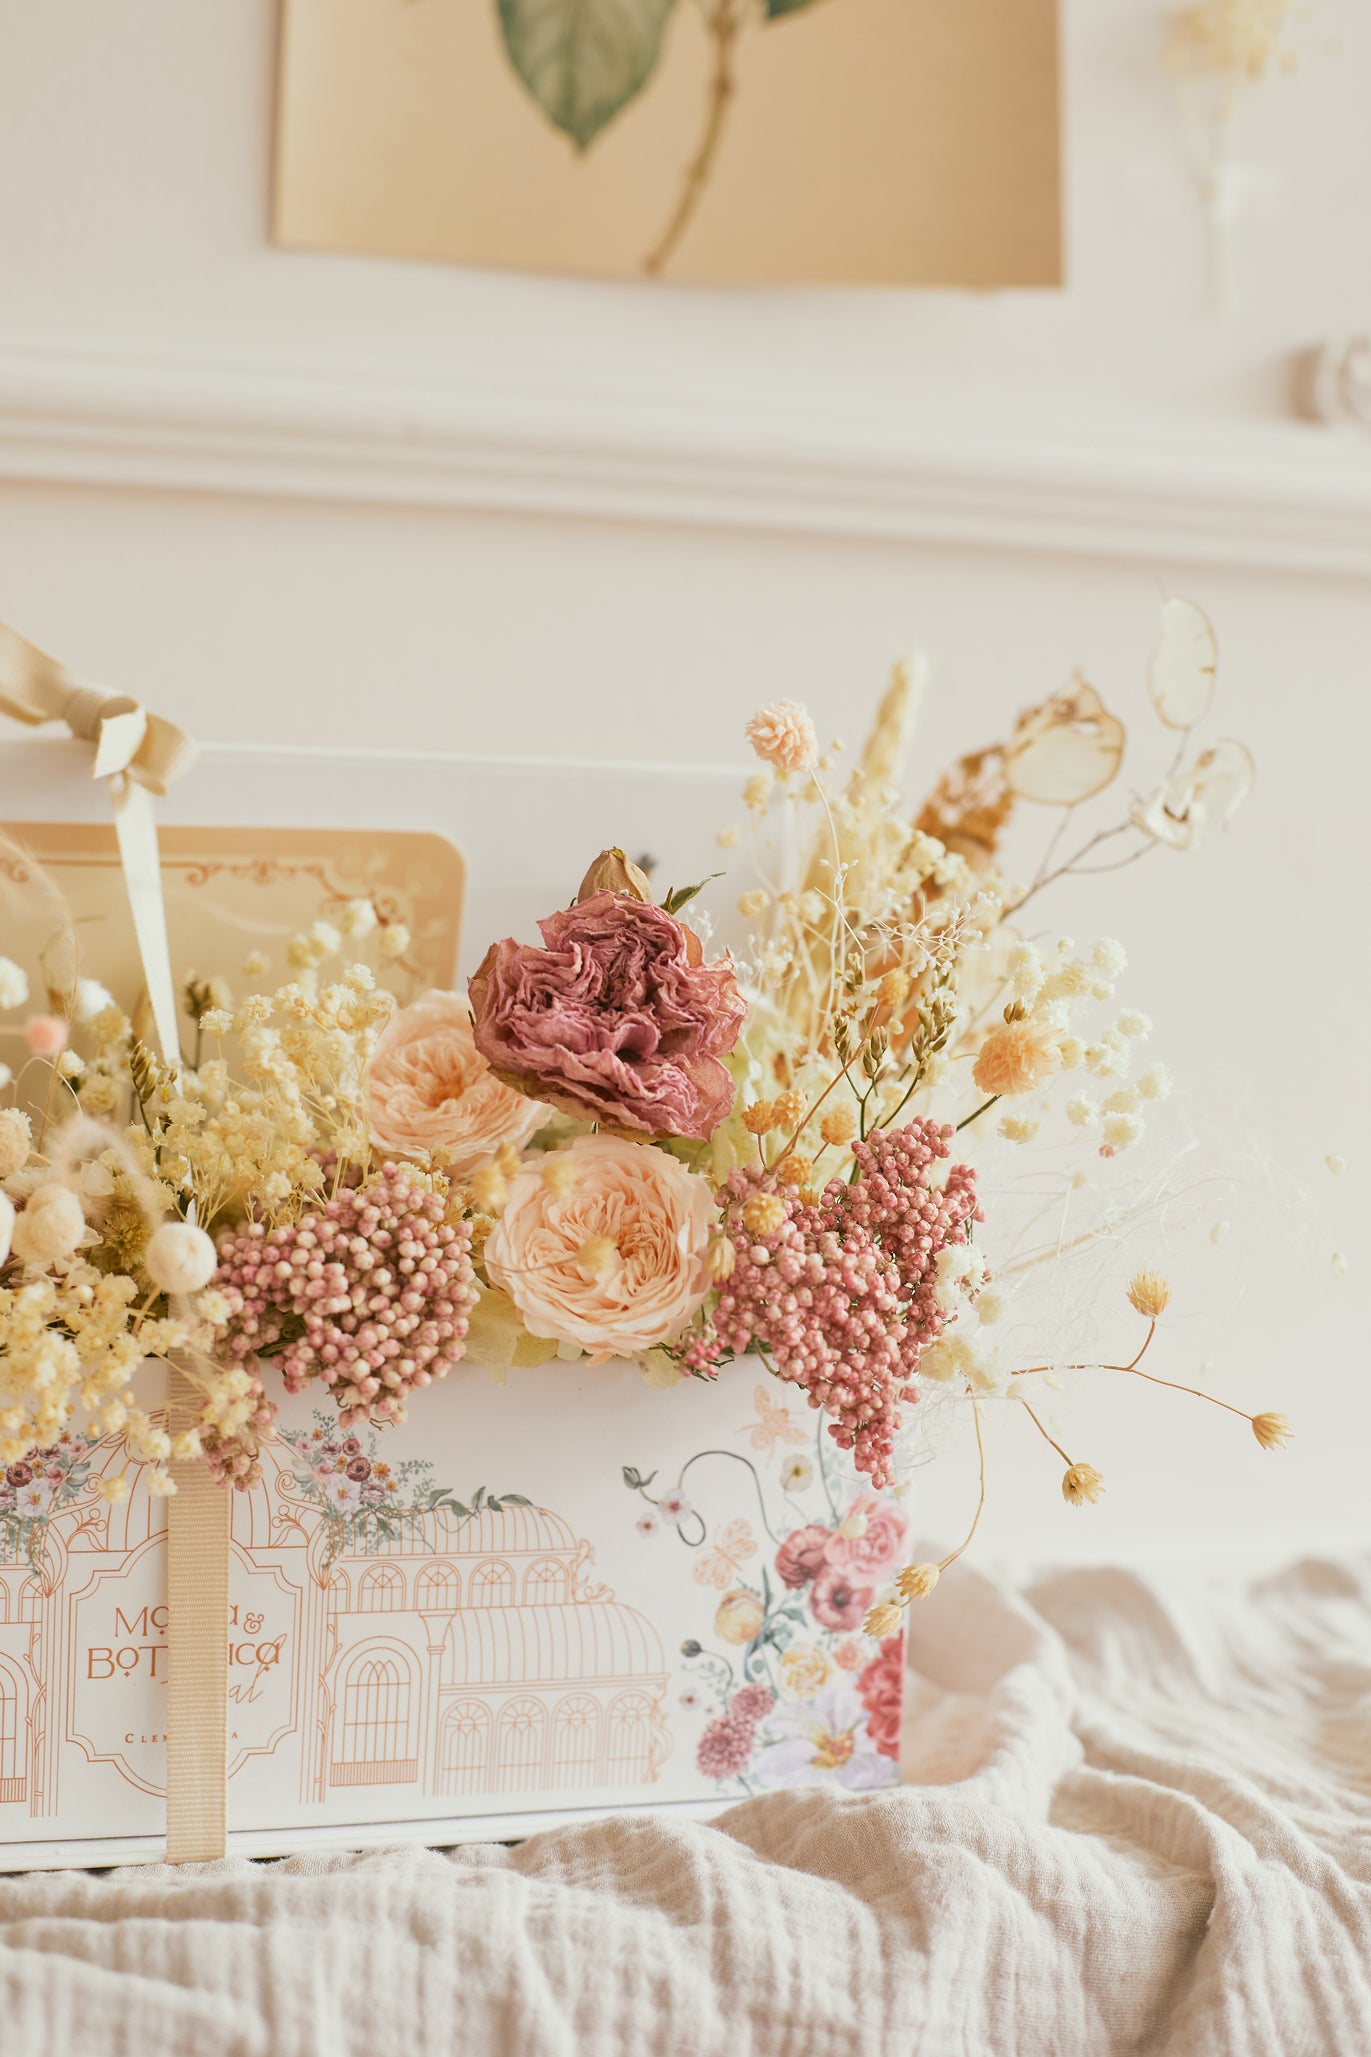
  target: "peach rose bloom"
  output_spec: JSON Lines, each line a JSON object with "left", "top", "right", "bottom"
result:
{"left": 366, "top": 990, "right": 546, "bottom": 1174}
{"left": 483, "top": 1132, "right": 713, "bottom": 1362}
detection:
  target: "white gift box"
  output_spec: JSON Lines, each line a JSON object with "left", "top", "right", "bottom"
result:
{"left": 0, "top": 739, "right": 908, "bottom": 1867}
{"left": 0, "top": 1358, "right": 905, "bottom": 1867}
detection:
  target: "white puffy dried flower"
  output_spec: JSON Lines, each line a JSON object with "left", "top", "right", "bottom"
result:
{"left": 338, "top": 898, "right": 378, "bottom": 939}
{"left": 1092, "top": 939, "right": 1127, "bottom": 978}
{"left": 0, "top": 958, "right": 29, "bottom": 1011}
{"left": 1116, "top": 1009, "right": 1152, "bottom": 1041}
{"left": 377, "top": 924, "right": 411, "bottom": 961}
{"left": 1135, "top": 1065, "right": 1173, "bottom": 1102}
{"left": 1066, "top": 1095, "right": 1097, "bottom": 1128}
{"left": 1102, "top": 1086, "right": 1139, "bottom": 1114}
{"left": 73, "top": 977, "right": 114, "bottom": 1022}
{"left": 999, "top": 1114, "right": 1040, "bottom": 1144}
{"left": 737, "top": 889, "right": 769, "bottom": 920}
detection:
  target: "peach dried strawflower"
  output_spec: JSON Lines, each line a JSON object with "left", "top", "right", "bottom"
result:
{"left": 972, "top": 1017, "right": 1061, "bottom": 1098}
{"left": 745, "top": 700, "right": 818, "bottom": 774}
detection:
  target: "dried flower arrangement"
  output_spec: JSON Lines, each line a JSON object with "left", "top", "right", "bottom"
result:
{"left": 0, "top": 600, "right": 1287, "bottom": 1646}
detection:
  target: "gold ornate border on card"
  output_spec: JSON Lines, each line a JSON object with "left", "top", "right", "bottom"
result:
{"left": 0, "top": 823, "right": 466, "bottom": 1026}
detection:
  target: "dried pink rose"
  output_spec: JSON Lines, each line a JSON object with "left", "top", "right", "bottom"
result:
{"left": 468, "top": 892, "right": 745, "bottom": 1141}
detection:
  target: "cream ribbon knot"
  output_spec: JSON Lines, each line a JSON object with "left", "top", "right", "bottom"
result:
{"left": 0, "top": 620, "right": 196, "bottom": 1065}
{"left": 0, "top": 619, "right": 226, "bottom": 1864}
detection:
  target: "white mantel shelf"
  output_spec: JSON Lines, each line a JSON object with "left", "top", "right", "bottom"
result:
{"left": 1, "top": 333, "right": 1369, "bottom": 576}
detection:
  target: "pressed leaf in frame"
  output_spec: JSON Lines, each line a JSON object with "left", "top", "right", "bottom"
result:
{"left": 497, "top": 0, "right": 677, "bottom": 150}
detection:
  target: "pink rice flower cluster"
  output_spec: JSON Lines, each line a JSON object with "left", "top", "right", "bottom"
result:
{"left": 695, "top": 1681, "right": 775, "bottom": 1780}
{"left": 696, "top": 1122, "right": 982, "bottom": 1489}
{"left": 215, "top": 1163, "right": 477, "bottom": 1430}
{"left": 469, "top": 892, "right": 747, "bottom": 1142}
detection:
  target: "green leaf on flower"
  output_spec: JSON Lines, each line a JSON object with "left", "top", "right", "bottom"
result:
{"left": 497, "top": 0, "right": 677, "bottom": 152}
{"left": 662, "top": 873, "right": 724, "bottom": 916}
{"left": 623, "top": 1465, "right": 656, "bottom": 1491}
{"left": 765, "top": 0, "right": 827, "bottom": 14}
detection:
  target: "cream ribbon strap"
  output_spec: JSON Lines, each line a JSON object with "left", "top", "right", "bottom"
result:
{"left": 0, "top": 619, "right": 228, "bottom": 1864}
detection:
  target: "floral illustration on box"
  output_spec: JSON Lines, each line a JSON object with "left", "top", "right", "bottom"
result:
{"left": 626, "top": 1392, "right": 905, "bottom": 1794}
{"left": 0, "top": 1430, "right": 97, "bottom": 1554}
{"left": 280, "top": 1412, "right": 530, "bottom": 1552}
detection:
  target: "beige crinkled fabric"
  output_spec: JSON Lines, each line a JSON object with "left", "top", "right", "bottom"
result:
{"left": 2, "top": 1554, "right": 1368, "bottom": 2056}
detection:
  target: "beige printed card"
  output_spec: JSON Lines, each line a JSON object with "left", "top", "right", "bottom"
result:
{"left": 274, "top": 0, "right": 1061, "bottom": 286}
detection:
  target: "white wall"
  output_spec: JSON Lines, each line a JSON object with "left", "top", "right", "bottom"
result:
{"left": 0, "top": 0, "right": 1367, "bottom": 1567}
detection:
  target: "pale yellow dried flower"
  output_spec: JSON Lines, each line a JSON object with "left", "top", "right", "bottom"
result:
{"left": 819, "top": 1106, "right": 856, "bottom": 1146}
{"left": 742, "top": 1193, "right": 785, "bottom": 1236}
{"left": 540, "top": 1154, "right": 578, "bottom": 1200}
{"left": 742, "top": 1100, "right": 779, "bottom": 1137}
{"left": 877, "top": 968, "right": 911, "bottom": 1012}
{"left": 1062, "top": 1463, "right": 1105, "bottom": 1507}
{"left": 470, "top": 1164, "right": 509, "bottom": 1213}
{"left": 777, "top": 1155, "right": 812, "bottom": 1188}
{"left": 863, "top": 1601, "right": 905, "bottom": 1641}
{"left": 1127, "top": 1271, "right": 1171, "bottom": 1319}
{"left": 575, "top": 1234, "right": 618, "bottom": 1282}
{"left": 896, "top": 1562, "right": 940, "bottom": 1601}
{"left": 707, "top": 1236, "right": 738, "bottom": 1283}
{"left": 773, "top": 1089, "right": 807, "bottom": 1130}
{"left": 1251, "top": 1412, "right": 1292, "bottom": 1451}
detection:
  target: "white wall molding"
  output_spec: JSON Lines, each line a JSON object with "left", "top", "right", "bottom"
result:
{"left": 1, "top": 332, "right": 1370, "bottom": 574}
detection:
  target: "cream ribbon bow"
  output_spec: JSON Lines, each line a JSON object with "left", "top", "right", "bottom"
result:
{"left": 0, "top": 620, "right": 196, "bottom": 1065}
{"left": 0, "top": 621, "right": 226, "bottom": 1865}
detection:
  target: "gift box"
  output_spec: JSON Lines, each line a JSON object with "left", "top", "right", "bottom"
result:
{"left": 0, "top": 710, "right": 908, "bottom": 1867}
{"left": 0, "top": 1355, "right": 903, "bottom": 1866}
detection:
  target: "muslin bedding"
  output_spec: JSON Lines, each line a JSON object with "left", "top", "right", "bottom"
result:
{"left": 3, "top": 1552, "right": 1368, "bottom": 2055}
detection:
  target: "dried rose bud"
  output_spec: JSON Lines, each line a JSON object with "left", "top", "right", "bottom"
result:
{"left": 575, "top": 848, "right": 653, "bottom": 905}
